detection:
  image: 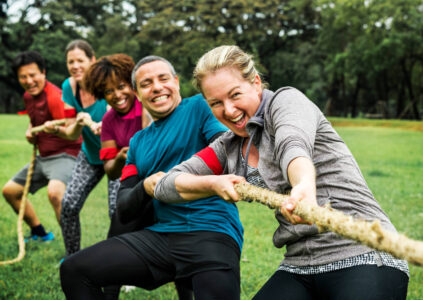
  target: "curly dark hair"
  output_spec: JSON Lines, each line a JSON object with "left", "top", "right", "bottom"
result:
{"left": 84, "top": 53, "right": 135, "bottom": 100}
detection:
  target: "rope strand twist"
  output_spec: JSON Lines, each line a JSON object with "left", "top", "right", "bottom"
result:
{"left": 234, "top": 182, "right": 423, "bottom": 267}
{"left": 0, "top": 145, "right": 37, "bottom": 266}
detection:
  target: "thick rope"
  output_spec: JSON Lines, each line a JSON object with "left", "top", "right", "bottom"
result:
{"left": 235, "top": 182, "right": 423, "bottom": 267}
{"left": 30, "top": 118, "right": 96, "bottom": 135}
{"left": 0, "top": 145, "right": 37, "bottom": 266}
{"left": 30, "top": 119, "right": 66, "bottom": 134}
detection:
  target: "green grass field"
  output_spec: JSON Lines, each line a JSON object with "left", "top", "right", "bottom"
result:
{"left": 0, "top": 114, "right": 422, "bottom": 299}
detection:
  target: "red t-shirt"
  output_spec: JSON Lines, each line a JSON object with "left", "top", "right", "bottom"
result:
{"left": 24, "top": 81, "right": 82, "bottom": 157}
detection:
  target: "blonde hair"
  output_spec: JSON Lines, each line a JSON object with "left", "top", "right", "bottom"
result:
{"left": 193, "top": 45, "right": 267, "bottom": 92}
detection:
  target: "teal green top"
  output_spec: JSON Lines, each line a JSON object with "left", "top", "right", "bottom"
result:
{"left": 62, "top": 78, "right": 107, "bottom": 165}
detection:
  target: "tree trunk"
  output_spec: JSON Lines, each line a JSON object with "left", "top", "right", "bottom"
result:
{"left": 351, "top": 75, "right": 361, "bottom": 118}
{"left": 402, "top": 60, "right": 420, "bottom": 120}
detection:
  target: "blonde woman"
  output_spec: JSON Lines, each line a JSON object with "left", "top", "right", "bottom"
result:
{"left": 155, "top": 45, "right": 409, "bottom": 300}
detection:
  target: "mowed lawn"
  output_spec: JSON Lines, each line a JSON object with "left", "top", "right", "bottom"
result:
{"left": 0, "top": 114, "right": 422, "bottom": 299}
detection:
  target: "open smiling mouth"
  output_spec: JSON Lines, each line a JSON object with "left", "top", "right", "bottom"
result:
{"left": 116, "top": 98, "right": 127, "bottom": 106}
{"left": 230, "top": 113, "right": 244, "bottom": 123}
{"left": 152, "top": 95, "right": 168, "bottom": 103}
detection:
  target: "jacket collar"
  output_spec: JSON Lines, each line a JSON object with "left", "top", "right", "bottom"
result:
{"left": 246, "top": 89, "right": 273, "bottom": 136}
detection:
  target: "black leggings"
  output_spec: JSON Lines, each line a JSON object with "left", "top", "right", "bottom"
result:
{"left": 60, "top": 238, "right": 239, "bottom": 300}
{"left": 253, "top": 265, "right": 408, "bottom": 300}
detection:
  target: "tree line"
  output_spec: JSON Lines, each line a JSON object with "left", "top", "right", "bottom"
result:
{"left": 1, "top": 0, "right": 422, "bottom": 119}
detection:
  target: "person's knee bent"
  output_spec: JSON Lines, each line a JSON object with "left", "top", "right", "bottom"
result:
{"left": 2, "top": 181, "right": 23, "bottom": 203}
{"left": 60, "top": 257, "right": 77, "bottom": 280}
{"left": 60, "top": 255, "right": 89, "bottom": 294}
{"left": 47, "top": 182, "right": 65, "bottom": 209}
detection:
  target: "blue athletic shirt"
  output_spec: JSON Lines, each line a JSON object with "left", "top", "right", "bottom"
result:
{"left": 62, "top": 78, "right": 108, "bottom": 165}
{"left": 126, "top": 94, "right": 244, "bottom": 250}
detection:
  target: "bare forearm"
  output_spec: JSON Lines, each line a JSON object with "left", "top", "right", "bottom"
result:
{"left": 287, "top": 156, "right": 316, "bottom": 189}
{"left": 104, "top": 158, "right": 126, "bottom": 180}
{"left": 281, "top": 156, "right": 317, "bottom": 224}
{"left": 172, "top": 173, "right": 245, "bottom": 203}
{"left": 58, "top": 121, "right": 84, "bottom": 140}
{"left": 175, "top": 173, "right": 217, "bottom": 201}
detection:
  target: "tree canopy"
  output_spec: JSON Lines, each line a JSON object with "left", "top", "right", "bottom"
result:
{"left": 1, "top": 0, "right": 422, "bottom": 119}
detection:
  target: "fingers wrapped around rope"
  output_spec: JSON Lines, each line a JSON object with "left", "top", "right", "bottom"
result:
{"left": 234, "top": 182, "right": 423, "bottom": 267}
{"left": 30, "top": 119, "right": 66, "bottom": 134}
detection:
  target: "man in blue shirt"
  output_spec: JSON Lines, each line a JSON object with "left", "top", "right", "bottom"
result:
{"left": 60, "top": 56, "right": 244, "bottom": 300}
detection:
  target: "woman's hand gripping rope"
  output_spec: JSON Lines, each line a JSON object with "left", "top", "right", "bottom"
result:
{"left": 234, "top": 181, "right": 423, "bottom": 267}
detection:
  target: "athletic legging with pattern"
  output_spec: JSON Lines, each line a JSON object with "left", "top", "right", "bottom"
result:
{"left": 60, "top": 151, "right": 120, "bottom": 256}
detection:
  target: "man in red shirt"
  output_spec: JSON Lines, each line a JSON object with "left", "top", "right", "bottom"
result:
{"left": 2, "top": 51, "right": 82, "bottom": 242}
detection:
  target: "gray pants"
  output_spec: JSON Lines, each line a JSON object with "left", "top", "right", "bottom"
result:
{"left": 60, "top": 151, "right": 120, "bottom": 256}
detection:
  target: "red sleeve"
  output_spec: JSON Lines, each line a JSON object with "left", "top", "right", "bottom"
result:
{"left": 194, "top": 147, "right": 223, "bottom": 175}
{"left": 100, "top": 147, "right": 119, "bottom": 160}
{"left": 44, "top": 82, "right": 65, "bottom": 120}
{"left": 121, "top": 164, "right": 138, "bottom": 181}
{"left": 64, "top": 108, "right": 77, "bottom": 118}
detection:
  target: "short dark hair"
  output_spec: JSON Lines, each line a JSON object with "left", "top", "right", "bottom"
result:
{"left": 12, "top": 51, "right": 46, "bottom": 75}
{"left": 131, "top": 55, "right": 176, "bottom": 91}
{"left": 84, "top": 53, "right": 135, "bottom": 99}
{"left": 65, "top": 39, "right": 95, "bottom": 59}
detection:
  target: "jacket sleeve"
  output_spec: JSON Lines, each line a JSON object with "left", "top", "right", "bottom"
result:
{"left": 116, "top": 173, "right": 152, "bottom": 224}
{"left": 269, "top": 88, "right": 320, "bottom": 182}
{"left": 155, "top": 136, "right": 227, "bottom": 203}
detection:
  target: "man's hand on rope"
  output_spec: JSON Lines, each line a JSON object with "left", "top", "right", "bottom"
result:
{"left": 25, "top": 128, "right": 36, "bottom": 144}
{"left": 43, "top": 120, "right": 61, "bottom": 134}
{"left": 281, "top": 181, "right": 316, "bottom": 225}
{"left": 144, "top": 171, "right": 166, "bottom": 197}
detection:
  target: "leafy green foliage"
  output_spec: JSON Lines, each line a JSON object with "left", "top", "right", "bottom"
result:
{"left": 0, "top": 0, "right": 422, "bottom": 117}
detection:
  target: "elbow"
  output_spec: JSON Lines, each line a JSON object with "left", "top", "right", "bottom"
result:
{"left": 104, "top": 161, "right": 123, "bottom": 181}
{"left": 116, "top": 198, "right": 132, "bottom": 224}
{"left": 105, "top": 169, "right": 121, "bottom": 181}
{"left": 155, "top": 173, "right": 186, "bottom": 204}
{"left": 153, "top": 179, "right": 166, "bottom": 202}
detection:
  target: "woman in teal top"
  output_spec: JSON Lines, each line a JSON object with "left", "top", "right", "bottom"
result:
{"left": 56, "top": 40, "right": 120, "bottom": 257}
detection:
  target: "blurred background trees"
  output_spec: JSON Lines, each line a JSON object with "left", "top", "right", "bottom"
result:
{"left": 1, "top": 0, "right": 422, "bottom": 119}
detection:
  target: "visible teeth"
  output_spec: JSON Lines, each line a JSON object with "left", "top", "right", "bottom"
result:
{"left": 117, "top": 99, "right": 126, "bottom": 105}
{"left": 231, "top": 114, "right": 244, "bottom": 122}
{"left": 152, "top": 95, "right": 167, "bottom": 103}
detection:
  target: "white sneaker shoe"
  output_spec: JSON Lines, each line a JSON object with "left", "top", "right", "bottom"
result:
{"left": 122, "top": 285, "right": 136, "bottom": 293}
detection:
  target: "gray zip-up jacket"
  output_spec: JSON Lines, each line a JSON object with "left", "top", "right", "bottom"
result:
{"left": 155, "top": 87, "right": 397, "bottom": 266}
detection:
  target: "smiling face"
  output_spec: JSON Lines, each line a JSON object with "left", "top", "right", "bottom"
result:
{"left": 103, "top": 80, "right": 135, "bottom": 114}
{"left": 202, "top": 67, "right": 262, "bottom": 137}
{"left": 66, "top": 48, "right": 95, "bottom": 84}
{"left": 134, "top": 60, "right": 181, "bottom": 120}
{"left": 17, "top": 63, "right": 46, "bottom": 97}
